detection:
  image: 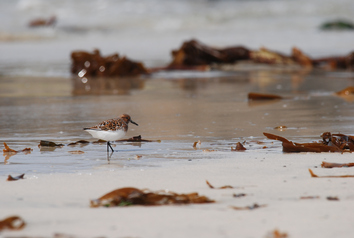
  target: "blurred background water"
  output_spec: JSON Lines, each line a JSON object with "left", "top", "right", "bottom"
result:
{"left": 0, "top": 0, "right": 353, "bottom": 76}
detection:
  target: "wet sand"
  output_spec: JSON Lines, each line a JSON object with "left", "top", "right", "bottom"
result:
{"left": 1, "top": 69, "right": 354, "bottom": 237}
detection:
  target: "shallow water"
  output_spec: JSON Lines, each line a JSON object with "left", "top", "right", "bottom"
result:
{"left": 1, "top": 69, "right": 354, "bottom": 175}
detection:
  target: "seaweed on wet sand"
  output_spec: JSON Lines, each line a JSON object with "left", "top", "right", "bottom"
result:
{"left": 0, "top": 216, "right": 26, "bottom": 231}
{"left": 300, "top": 196, "right": 320, "bottom": 199}
{"left": 90, "top": 187, "right": 214, "bottom": 207}
{"left": 3, "top": 143, "right": 32, "bottom": 158}
{"left": 68, "top": 150, "right": 85, "bottom": 155}
{"left": 309, "top": 169, "right": 354, "bottom": 178}
{"left": 67, "top": 140, "right": 90, "bottom": 146}
{"left": 263, "top": 132, "right": 354, "bottom": 153}
{"left": 321, "top": 161, "right": 354, "bottom": 168}
{"left": 38, "top": 140, "right": 64, "bottom": 147}
{"left": 230, "top": 203, "right": 267, "bottom": 210}
{"left": 231, "top": 142, "right": 247, "bottom": 151}
{"left": 7, "top": 173, "right": 25, "bottom": 181}
{"left": 206, "top": 180, "right": 234, "bottom": 189}
{"left": 265, "top": 229, "right": 288, "bottom": 238}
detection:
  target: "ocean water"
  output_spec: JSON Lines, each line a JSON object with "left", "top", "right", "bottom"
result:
{"left": 0, "top": 0, "right": 353, "bottom": 76}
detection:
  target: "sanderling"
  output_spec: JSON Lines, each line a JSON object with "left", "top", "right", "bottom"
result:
{"left": 84, "top": 114, "right": 138, "bottom": 152}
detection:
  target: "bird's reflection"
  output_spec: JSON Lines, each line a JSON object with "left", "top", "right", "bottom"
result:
{"left": 72, "top": 76, "right": 145, "bottom": 95}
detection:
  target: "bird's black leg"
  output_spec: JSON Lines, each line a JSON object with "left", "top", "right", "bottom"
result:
{"left": 107, "top": 141, "right": 114, "bottom": 153}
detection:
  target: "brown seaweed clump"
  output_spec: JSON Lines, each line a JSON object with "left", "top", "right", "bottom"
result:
{"left": 264, "top": 132, "right": 354, "bottom": 153}
{"left": 90, "top": 187, "right": 214, "bottom": 207}
{"left": 167, "top": 39, "right": 354, "bottom": 71}
{"left": 71, "top": 49, "right": 148, "bottom": 77}
{"left": 168, "top": 39, "right": 250, "bottom": 68}
{"left": 28, "top": 16, "right": 56, "bottom": 27}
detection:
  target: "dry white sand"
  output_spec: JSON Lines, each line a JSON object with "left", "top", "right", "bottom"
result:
{"left": 1, "top": 151, "right": 354, "bottom": 238}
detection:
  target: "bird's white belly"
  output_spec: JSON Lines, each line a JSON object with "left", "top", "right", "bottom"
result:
{"left": 85, "top": 129, "right": 126, "bottom": 141}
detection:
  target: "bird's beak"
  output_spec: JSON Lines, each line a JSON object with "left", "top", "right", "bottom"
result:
{"left": 131, "top": 120, "right": 138, "bottom": 126}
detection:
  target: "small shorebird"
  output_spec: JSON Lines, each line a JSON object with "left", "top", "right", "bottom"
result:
{"left": 84, "top": 114, "right": 138, "bottom": 152}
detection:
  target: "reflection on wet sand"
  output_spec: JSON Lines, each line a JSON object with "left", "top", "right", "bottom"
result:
{"left": 71, "top": 76, "right": 145, "bottom": 95}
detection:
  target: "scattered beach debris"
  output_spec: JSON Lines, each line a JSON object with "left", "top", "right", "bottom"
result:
{"left": 168, "top": 39, "right": 250, "bottom": 68}
{"left": 206, "top": 180, "right": 234, "bottom": 189}
{"left": 335, "top": 86, "right": 354, "bottom": 101}
{"left": 38, "top": 140, "right": 64, "bottom": 147}
{"left": 336, "top": 86, "right": 354, "bottom": 96}
{"left": 248, "top": 92, "right": 283, "bottom": 101}
{"left": 90, "top": 187, "right": 214, "bottom": 207}
{"left": 233, "top": 193, "right": 247, "bottom": 198}
{"left": 67, "top": 140, "right": 90, "bottom": 146}
{"left": 193, "top": 140, "right": 201, "bottom": 149}
{"left": 321, "top": 161, "right": 354, "bottom": 168}
{"left": 28, "top": 16, "right": 56, "bottom": 27}
{"left": 264, "top": 132, "right": 354, "bottom": 153}
{"left": 300, "top": 196, "right": 320, "bottom": 199}
{"left": 2, "top": 142, "right": 33, "bottom": 155}
{"left": 312, "top": 52, "right": 354, "bottom": 70}
{"left": 38, "top": 136, "right": 159, "bottom": 151}
{"left": 309, "top": 169, "right": 354, "bottom": 178}
{"left": 327, "top": 196, "right": 339, "bottom": 201}
{"left": 230, "top": 203, "right": 267, "bottom": 210}
{"left": 265, "top": 229, "right": 288, "bottom": 238}
{"left": 320, "top": 19, "right": 354, "bottom": 30}
{"left": 0, "top": 216, "right": 26, "bottom": 231}
{"left": 231, "top": 142, "right": 247, "bottom": 151}
{"left": 71, "top": 49, "right": 148, "bottom": 77}
{"left": 7, "top": 174, "right": 25, "bottom": 181}
{"left": 68, "top": 150, "right": 85, "bottom": 155}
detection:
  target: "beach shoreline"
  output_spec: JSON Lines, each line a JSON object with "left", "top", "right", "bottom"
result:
{"left": 2, "top": 151, "right": 354, "bottom": 238}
